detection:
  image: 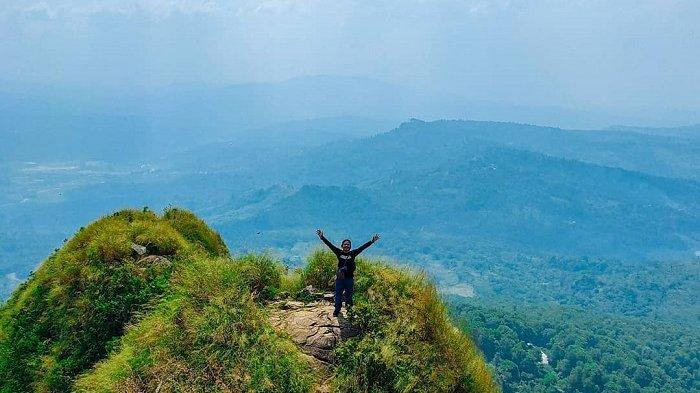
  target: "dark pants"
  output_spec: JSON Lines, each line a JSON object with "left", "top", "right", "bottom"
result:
{"left": 334, "top": 278, "right": 354, "bottom": 313}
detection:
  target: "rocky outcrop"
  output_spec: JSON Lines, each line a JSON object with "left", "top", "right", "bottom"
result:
{"left": 268, "top": 297, "right": 359, "bottom": 364}
{"left": 130, "top": 243, "right": 147, "bottom": 256}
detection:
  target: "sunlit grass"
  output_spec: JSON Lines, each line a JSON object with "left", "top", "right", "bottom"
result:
{"left": 0, "top": 208, "right": 229, "bottom": 391}
{"left": 1, "top": 209, "right": 497, "bottom": 392}
{"left": 75, "top": 257, "right": 316, "bottom": 393}
{"left": 332, "top": 258, "right": 499, "bottom": 393}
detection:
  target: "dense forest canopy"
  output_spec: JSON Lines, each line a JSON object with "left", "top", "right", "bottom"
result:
{"left": 452, "top": 299, "right": 700, "bottom": 393}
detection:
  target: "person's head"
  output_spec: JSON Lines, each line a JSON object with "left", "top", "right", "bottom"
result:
{"left": 341, "top": 239, "right": 351, "bottom": 252}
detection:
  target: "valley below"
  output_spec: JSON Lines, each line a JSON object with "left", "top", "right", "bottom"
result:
{"left": 2, "top": 115, "right": 699, "bottom": 392}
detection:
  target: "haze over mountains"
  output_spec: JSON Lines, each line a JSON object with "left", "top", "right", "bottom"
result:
{"left": 3, "top": 1, "right": 699, "bottom": 390}
{"left": 2, "top": 77, "right": 699, "bottom": 391}
{"left": 3, "top": 75, "right": 700, "bottom": 165}
{"left": 2, "top": 78, "right": 699, "bottom": 301}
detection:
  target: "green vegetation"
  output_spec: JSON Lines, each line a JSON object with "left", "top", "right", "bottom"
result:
{"left": 75, "top": 257, "right": 314, "bottom": 393}
{"left": 301, "top": 249, "right": 338, "bottom": 292}
{"left": 333, "top": 259, "right": 497, "bottom": 393}
{"left": 297, "top": 251, "right": 498, "bottom": 392}
{"left": 0, "top": 210, "right": 495, "bottom": 392}
{"left": 451, "top": 299, "right": 700, "bottom": 393}
{"left": 392, "top": 247, "right": 700, "bottom": 326}
{"left": 162, "top": 208, "right": 229, "bottom": 257}
{"left": 0, "top": 208, "right": 229, "bottom": 391}
{"left": 215, "top": 119, "right": 700, "bottom": 263}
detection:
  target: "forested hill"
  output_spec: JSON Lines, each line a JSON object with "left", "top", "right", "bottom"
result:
{"left": 275, "top": 119, "right": 700, "bottom": 182}
{"left": 212, "top": 120, "right": 700, "bottom": 262}
{"left": 3, "top": 119, "right": 699, "bottom": 291}
{"left": 451, "top": 298, "right": 700, "bottom": 393}
{"left": 1, "top": 117, "right": 698, "bottom": 392}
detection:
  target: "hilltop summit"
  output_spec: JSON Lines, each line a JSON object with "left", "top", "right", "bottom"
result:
{"left": 0, "top": 209, "right": 496, "bottom": 392}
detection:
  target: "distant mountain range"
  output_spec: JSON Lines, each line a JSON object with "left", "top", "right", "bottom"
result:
{"left": 2, "top": 77, "right": 698, "bottom": 393}
{"left": 209, "top": 120, "right": 700, "bottom": 262}
{"left": 1, "top": 111, "right": 699, "bottom": 307}
{"left": 3, "top": 75, "right": 698, "bottom": 162}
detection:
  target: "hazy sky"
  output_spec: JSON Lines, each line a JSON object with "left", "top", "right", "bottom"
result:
{"left": 1, "top": 0, "right": 699, "bottom": 112}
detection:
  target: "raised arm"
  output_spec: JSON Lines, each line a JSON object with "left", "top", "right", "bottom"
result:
{"left": 352, "top": 234, "right": 380, "bottom": 256}
{"left": 316, "top": 229, "right": 341, "bottom": 255}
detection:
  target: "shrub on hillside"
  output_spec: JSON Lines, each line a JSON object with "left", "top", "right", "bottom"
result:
{"left": 333, "top": 259, "right": 498, "bottom": 393}
{"left": 164, "top": 207, "right": 229, "bottom": 257}
{"left": 75, "top": 258, "right": 315, "bottom": 393}
{"left": 2, "top": 209, "right": 495, "bottom": 392}
{"left": 0, "top": 208, "right": 229, "bottom": 392}
{"left": 302, "top": 249, "right": 337, "bottom": 292}
{"left": 279, "top": 268, "right": 304, "bottom": 298}
{"left": 233, "top": 253, "right": 283, "bottom": 300}
{"left": 132, "top": 220, "right": 189, "bottom": 256}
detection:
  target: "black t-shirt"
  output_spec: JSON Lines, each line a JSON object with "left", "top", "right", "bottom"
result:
{"left": 320, "top": 236, "right": 373, "bottom": 279}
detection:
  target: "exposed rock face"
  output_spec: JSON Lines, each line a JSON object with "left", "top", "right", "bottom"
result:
{"left": 269, "top": 298, "right": 359, "bottom": 364}
{"left": 130, "top": 243, "right": 147, "bottom": 256}
{"left": 136, "top": 255, "right": 170, "bottom": 266}
{"left": 134, "top": 255, "right": 171, "bottom": 279}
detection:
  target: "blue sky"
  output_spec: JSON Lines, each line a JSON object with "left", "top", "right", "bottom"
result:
{"left": 1, "top": 0, "right": 698, "bottom": 113}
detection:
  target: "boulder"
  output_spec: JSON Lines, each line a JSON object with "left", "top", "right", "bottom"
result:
{"left": 299, "top": 285, "right": 327, "bottom": 300}
{"left": 269, "top": 300, "right": 359, "bottom": 364}
{"left": 134, "top": 255, "right": 171, "bottom": 278}
{"left": 130, "top": 243, "right": 147, "bottom": 256}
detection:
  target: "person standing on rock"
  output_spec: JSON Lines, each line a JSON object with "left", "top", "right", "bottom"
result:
{"left": 316, "top": 229, "right": 380, "bottom": 317}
